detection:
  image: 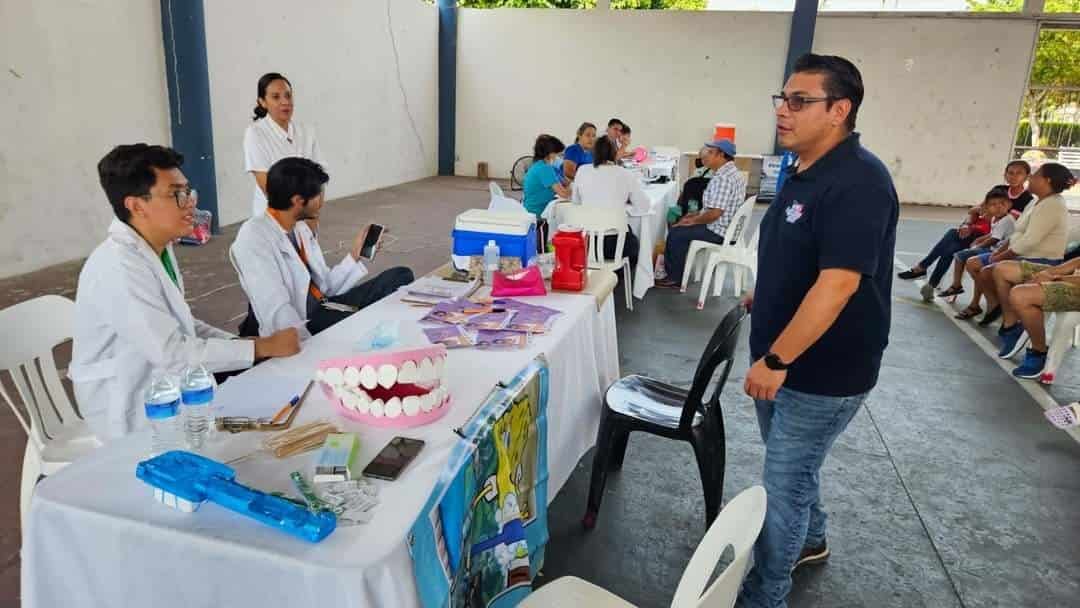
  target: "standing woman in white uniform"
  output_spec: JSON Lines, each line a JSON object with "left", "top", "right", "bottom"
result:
{"left": 243, "top": 72, "right": 324, "bottom": 217}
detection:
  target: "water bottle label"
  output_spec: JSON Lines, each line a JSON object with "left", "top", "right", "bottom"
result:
{"left": 181, "top": 386, "right": 214, "bottom": 406}
{"left": 145, "top": 399, "right": 180, "bottom": 420}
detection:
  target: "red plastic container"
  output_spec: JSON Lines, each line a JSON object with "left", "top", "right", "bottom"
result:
{"left": 552, "top": 225, "right": 588, "bottom": 292}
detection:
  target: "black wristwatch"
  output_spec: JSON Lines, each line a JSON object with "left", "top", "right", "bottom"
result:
{"left": 763, "top": 352, "right": 791, "bottom": 371}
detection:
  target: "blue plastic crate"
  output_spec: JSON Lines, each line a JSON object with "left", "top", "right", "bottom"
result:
{"left": 452, "top": 225, "right": 537, "bottom": 266}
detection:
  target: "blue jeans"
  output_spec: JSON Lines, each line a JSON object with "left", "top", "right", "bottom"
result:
{"left": 737, "top": 387, "right": 868, "bottom": 608}
{"left": 920, "top": 228, "right": 974, "bottom": 287}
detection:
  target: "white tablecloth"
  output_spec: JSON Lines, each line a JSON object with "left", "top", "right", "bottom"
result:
{"left": 628, "top": 181, "right": 677, "bottom": 299}
{"left": 23, "top": 287, "right": 619, "bottom": 608}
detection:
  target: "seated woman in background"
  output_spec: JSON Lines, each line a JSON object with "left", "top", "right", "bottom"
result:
{"left": 571, "top": 135, "right": 647, "bottom": 272}
{"left": 563, "top": 122, "right": 596, "bottom": 181}
{"left": 523, "top": 134, "right": 570, "bottom": 217}
{"left": 897, "top": 192, "right": 994, "bottom": 301}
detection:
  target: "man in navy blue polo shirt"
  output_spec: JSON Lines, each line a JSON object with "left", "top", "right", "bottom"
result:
{"left": 737, "top": 54, "right": 898, "bottom": 608}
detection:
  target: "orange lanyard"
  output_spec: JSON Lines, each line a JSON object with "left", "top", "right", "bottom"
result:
{"left": 266, "top": 210, "right": 324, "bottom": 301}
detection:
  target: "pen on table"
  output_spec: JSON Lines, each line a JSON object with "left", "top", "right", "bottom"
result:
{"left": 270, "top": 395, "right": 301, "bottom": 424}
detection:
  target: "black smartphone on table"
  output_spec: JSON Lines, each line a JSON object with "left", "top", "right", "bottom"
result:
{"left": 359, "top": 224, "right": 385, "bottom": 260}
{"left": 362, "top": 436, "right": 425, "bottom": 481}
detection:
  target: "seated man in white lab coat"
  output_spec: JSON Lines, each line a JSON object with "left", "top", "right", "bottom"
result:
{"left": 70, "top": 144, "right": 301, "bottom": 441}
{"left": 231, "top": 157, "right": 414, "bottom": 338}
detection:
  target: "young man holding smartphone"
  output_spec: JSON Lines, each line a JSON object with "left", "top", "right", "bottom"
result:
{"left": 231, "top": 157, "right": 414, "bottom": 338}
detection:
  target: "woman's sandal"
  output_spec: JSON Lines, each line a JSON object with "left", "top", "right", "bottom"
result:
{"left": 955, "top": 306, "right": 982, "bottom": 320}
{"left": 937, "top": 286, "right": 964, "bottom": 299}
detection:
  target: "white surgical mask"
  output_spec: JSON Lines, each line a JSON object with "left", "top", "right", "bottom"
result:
{"left": 551, "top": 155, "right": 563, "bottom": 167}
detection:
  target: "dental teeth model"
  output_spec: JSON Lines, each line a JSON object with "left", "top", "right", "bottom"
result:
{"left": 315, "top": 345, "right": 451, "bottom": 428}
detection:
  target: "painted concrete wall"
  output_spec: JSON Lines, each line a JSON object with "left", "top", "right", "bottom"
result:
{"left": 454, "top": 9, "right": 1037, "bottom": 205}
{"left": 455, "top": 9, "right": 790, "bottom": 185}
{"left": 814, "top": 16, "right": 1036, "bottom": 204}
{"left": 0, "top": 0, "right": 170, "bottom": 279}
{"left": 204, "top": 0, "right": 438, "bottom": 227}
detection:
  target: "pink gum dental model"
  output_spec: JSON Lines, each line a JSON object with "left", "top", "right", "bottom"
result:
{"left": 315, "top": 344, "right": 451, "bottom": 428}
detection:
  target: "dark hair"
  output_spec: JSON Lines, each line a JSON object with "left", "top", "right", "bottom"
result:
{"left": 97, "top": 144, "right": 184, "bottom": 223}
{"left": 575, "top": 122, "right": 597, "bottom": 144}
{"left": 253, "top": 72, "right": 292, "bottom": 121}
{"left": 1038, "top": 162, "right": 1077, "bottom": 194}
{"left": 1005, "top": 159, "right": 1032, "bottom": 175}
{"left": 266, "top": 157, "right": 329, "bottom": 210}
{"left": 532, "top": 134, "right": 565, "bottom": 162}
{"left": 621, "top": 123, "right": 632, "bottom": 136}
{"left": 792, "top": 54, "right": 864, "bottom": 131}
{"left": 593, "top": 136, "right": 617, "bottom": 167}
{"left": 607, "top": 118, "right": 624, "bottom": 129}
{"left": 984, "top": 186, "right": 1011, "bottom": 205}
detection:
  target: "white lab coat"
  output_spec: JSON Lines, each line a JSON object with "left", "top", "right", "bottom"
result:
{"left": 230, "top": 213, "right": 368, "bottom": 339}
{"left": 69, "top": 220, "right": 255, "bottom": 442}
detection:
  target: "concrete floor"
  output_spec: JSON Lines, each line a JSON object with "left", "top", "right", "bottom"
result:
{"left": 2, "top": 177, "right": 1079, "bottom": 606}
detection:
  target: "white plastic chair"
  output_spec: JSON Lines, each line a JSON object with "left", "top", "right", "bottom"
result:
{"left": 488, "top": 181, "right": 525, "bottom": 213}
{"left": 682, "top": 195, "right": 760, "bottom": 291}
{"left": 520, "top": 485, "right": 767, "bottom": 608}
{"left": 1039, "top": 311, "right": 1080, "bottom": 384}
{"left": 697, "top": 223, "right": 760, "bottom": 310}
{"left": 562, "top": 205, "right": 634, "bottom": 311}
{"left": 681, "top": 196, "right": 757, "bottom": 293}
{"left": 0, "top": 295, "right": 101, "bottom": 533}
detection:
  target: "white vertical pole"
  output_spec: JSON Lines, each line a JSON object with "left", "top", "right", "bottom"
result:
{"left": 597, "top": 0, "right": 611, "bottom": 9}
{"left": 1023, "top": 0, "right": 1045, "bottom": 16}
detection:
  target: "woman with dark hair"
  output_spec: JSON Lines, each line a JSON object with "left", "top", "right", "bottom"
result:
{"left": 570, "top": 135, "right": 647, "bottom": 273}
{"left": 563, "top": 122, "right": 596, "bottom": 180}
{"left": 523, "top": 134, "right": 570, "bottom": 217}
{"left": 973, "top": 162, "right": 1073, "bottom": 328}
{"left": 988, "top": 163, "right": 1078, "bottom": 373}
{"left": 243, "top": 72, "right": 325, "bottom": 216}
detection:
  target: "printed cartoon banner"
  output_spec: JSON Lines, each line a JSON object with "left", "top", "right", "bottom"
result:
{"left": 409, "top": 357, "right": 550, "bottom": 608}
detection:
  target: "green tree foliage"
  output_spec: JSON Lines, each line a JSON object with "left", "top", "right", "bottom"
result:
{"left": 968, "top": 0, "right": 1080, "bottom": 147}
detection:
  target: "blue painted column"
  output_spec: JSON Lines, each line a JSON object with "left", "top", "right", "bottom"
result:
{"left": 438, "top": 0, "right": 458, "bottom": 176}
{"left": 160, "top": 0, "right": 221, "bottom": 232}
{"left": 775, "top": 0, "right": 819, "bottom": 154}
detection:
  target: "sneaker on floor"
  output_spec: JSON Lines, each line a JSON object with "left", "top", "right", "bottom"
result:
{"left": 920, "top": 283, "right": 935, "bottom": 303}
{"left": 792, "top": 541, "right": 830, "bottom": 572}
{"left": 998, "top": 324, "right": 1029, "bottom": 359}
{"left": 1013, "top": 349, "right": 1048, "bottom": 379}
{"left": 897, "top": 268, "right": 926, "bottom": 280}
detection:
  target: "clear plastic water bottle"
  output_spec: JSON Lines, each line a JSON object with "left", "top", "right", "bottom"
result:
{"left": 144, "top": 373, "right": 183, "bottom": 456}
{"left": 180, "top": 363, "right": 215, "bottom": 449}
{"left": 483, "top": 239, "right": 500, "bottom": 285}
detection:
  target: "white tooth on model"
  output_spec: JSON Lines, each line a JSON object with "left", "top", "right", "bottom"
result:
{"left": 434, "top": 357, "right": 445, "bottom": 383}
{"left": 438, "top": 387, "right": 449, "bottom": 407}
{"left": 385, "top": 397, "right": 402, "bottom": 418}
{"left": 332, "top": 384, "right": 348, "bottom": 399}
{"left": 342, "top": 391, "right": 360, "bottom": 410}
{"left": 324, "top": 367, "right": 344, "bottom": 386}
{"left": 370, "top": 399, "right": 385, "bottom": 418}
{"left": 356, "top": 391, "right": 371, "bottom": 414}
{"left": 343, "top": 366, "right": 361, "bottom": 387}
{"left": 377, "top": 364, "right": 398, "bottom": 389}
{"left": 403, "top": 396, "right": 420, "bottom": 416}
{"left": 418, "top": 358, "right": 435, "bottom": 383}
{"left": 359, "top": 365, "right": 378, "bottom": 390}
{"left": 420, "top": 393, "right": 434, "bottom": 412}
{"left": 398, "top": 360, "right": 418, "bottom": 384}
{"left": 314, "top": 369, "right": 325, "bottom": 383}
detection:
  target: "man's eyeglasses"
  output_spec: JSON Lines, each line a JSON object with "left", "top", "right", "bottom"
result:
{"left": 143, "top": 188, "right": 198, "bottom": 208}
{"left": 772, "top": 94, "right": 836, "bottom": 112}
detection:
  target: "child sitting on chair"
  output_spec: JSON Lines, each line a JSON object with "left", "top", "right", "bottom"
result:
{"left": 897, "top": 192, "right": 995, "bottom": 301}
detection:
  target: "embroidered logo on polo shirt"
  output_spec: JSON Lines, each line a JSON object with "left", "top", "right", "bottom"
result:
{"left": 785, "top": 201, "right": 805, "bottom": 223}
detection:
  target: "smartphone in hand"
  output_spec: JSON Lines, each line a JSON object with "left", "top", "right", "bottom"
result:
{"left": 359, "top": 224, "right": 386, "bottom": 261}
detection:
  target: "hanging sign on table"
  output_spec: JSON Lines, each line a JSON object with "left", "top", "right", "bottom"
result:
{"left": 409, "top": 357, "right": 551, "bottom": 608}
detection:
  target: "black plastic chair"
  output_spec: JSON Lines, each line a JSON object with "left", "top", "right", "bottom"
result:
{"left": 583, "top": 304, "right": 746, "bottom": 530}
